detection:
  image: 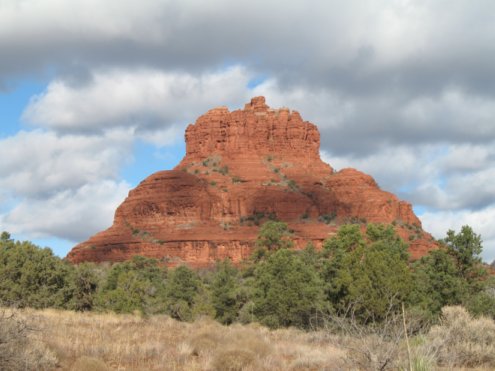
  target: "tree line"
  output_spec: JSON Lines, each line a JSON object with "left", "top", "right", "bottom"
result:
{"left": 0, "top": 223, "right": 494, "bottom": 329}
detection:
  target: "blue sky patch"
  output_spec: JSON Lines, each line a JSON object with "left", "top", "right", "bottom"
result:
{"left": 0, "top": 79, "right": 46, "bottom": 137}
{"left": 247, "top": 75, "right": 267, "bottom": 89}
{"left": 121, "top": 139, "right": 186, "bottom": 187}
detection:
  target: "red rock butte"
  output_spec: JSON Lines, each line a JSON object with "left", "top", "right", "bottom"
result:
{"left": 67, "top": 97, "right": 436, "bottom": 266}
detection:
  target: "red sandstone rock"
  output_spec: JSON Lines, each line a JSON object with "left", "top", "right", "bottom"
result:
{"left": 67, "top": 97, "right": 437, "bottom": 266}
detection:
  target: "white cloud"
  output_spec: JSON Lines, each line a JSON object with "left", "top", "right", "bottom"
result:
{"left": 439, "top": 143, "right": 495, "bottom": 173}
{"left": 0, "top": 129, "right": 132, "bottom": 198}
{"left": 0, "top": 180, "right": 130, "bottom": 242}
{"left": 321, "top": 146, "right": 437, "bottom": 192}
{"left": 0, "top": 128, "right": 133, "bottom": 242}
{"left": 421, "top": 207, "right": 495, "bottom": 263}
{"left": 322, "top": 141, "right": 495, "bottom": 212}
{"left": 251, "top": 79, "right": 349, "bottom": 130}
{"left": 0, "top": 0, "right": 167, "bottom": 43}
{"left": 22, "top": 66, "right": 253, "bottom": 134}
{"left": 2, "top": 0, "right": 495, "bottom": 96}
{"left": 399, "top": 89, "right": 495, "bottom": 141}
{"left": 253, "top": 82, "right": 495, "bottom": 159}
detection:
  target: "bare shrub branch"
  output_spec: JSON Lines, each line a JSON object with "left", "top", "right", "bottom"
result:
{"left": 322, "top": 300, "right": 428, "bottom": 371}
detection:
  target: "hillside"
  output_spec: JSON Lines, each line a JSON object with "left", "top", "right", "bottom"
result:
{"left": 67, "top": 97, "right": 436, "bottom": 266}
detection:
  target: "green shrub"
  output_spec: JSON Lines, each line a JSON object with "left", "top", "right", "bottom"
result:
{"left": 218, "top": 166, "right": 229, "bottom": 175}
{"left": 166, "top": 265, "right": 201, "bottom": 321}
{"left": 0, "top": 233, "right": 73, "bottom": 308}
{"left": 318, "top": 212, "right": 336, "bottom": 224}
{"left": 255, "top": 221, "right": 293, "bottom": 251}
{"left": 252, "top": 249, "right": 326, "bottom": 328}
{"left": 411, "top": 249, "right": 468, "bottom": 316}
{"left": 322, "top": 224, "right": 412, "bottom": 322}
{"left": 211, "top": 260, "right": 241, "bottom": 324}
{"left": 411, "top": 225, "right": 489, "bottom": 319}
{"left": 287, "top": 179, "right": 298, "bottom": 191}
{"left": 465, "top": 277, "right": 495, "bottom": 319}
{"left": 69, "top": 263, "right": 100, "bottom": 311}
{"left": 95, "top": 256, "right": 167, "bottom": 315}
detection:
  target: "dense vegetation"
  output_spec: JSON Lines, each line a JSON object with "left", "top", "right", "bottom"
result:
{"left": 0, "top": 223, "right": 494, "bottom": 329}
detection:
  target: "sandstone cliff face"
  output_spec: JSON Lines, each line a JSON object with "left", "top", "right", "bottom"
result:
{"left": 67, "top": 97, "right": 436, "bottom": 266}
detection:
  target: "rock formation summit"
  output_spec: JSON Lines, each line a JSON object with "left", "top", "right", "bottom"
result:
{"left": 67, "top": 97, "right": 435, "bottom": 266}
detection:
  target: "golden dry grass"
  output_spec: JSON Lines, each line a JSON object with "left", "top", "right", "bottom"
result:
{"left": 427, "top": 306, "right": 495, "bottom": 368}
{"left": 14, "top": 308, "right": 345, "bottom": 370}
{"left": 9, "top": 306, "right": 494, "bottom": 370}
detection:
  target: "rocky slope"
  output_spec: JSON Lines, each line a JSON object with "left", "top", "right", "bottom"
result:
{"left": 67, "top": 97, "right": 436, "bottom": 266}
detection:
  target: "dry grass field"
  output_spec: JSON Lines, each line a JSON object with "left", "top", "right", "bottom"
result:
{"left": 7, "top": 308, "right": 346, "bottom": 370}
{"left": 2, "top": 306, "right": 494, "bottom": 370}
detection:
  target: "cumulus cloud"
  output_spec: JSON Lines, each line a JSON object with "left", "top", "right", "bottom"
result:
{"left": 421, "top": 207, "right": 495, "bottom": 263}
{"left": 0, "top": 128, "right": 133, "bottom": 242}
{"left": 0, "top": 129, "right": 132, "bottom": 198}
{"left": 0, "top": 180, "right": 130, "bottom": 242}
{"left": 411, "top": 166, "right": 495, "bottom": 211}
{"left": 252, "top": 80, "right": 495, "bottom": 156}
{"left": 320, "top": 146, "right": 437, "bottom": 192}
{"left": 22, "top": 66, "right": 253, "bottom": 135}
{"left": 2, "top": 0, "right": 495, "bottom": 95}
{"left": 320, "top": 143, "right": 495, "bottom": 210}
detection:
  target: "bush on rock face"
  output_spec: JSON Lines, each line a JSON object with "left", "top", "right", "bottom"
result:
{"left": 255, "top": 221, "right": 293, "bottom": 251}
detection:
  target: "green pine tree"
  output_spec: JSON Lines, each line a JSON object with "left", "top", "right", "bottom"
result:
{"left": 252, "top": 248, "right": 326, "bottom": 328}
{"left": 211, "top": 260, "right": 241, "bottom": 324}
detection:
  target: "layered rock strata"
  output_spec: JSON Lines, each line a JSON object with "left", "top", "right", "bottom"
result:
{"left": 67, "top": 97, "right": 435, "bottom": 266}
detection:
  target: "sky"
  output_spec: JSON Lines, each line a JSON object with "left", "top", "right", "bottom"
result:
{"left": 1, "top": 0, "right": 494, "bottom": 262}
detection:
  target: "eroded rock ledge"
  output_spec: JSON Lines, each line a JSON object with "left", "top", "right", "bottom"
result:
{"left": 67, "top": 97, "right": 435, "bottom": 266}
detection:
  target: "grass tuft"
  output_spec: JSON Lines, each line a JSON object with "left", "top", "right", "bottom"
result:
{"left": 211, "top": 349, "right": 257, "bottom": 371}
{"left": 427, "top": 305, "right": 495, "bottom": 367}
{"left": 71, "top": 356, "right": 110, "bottom": 371}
